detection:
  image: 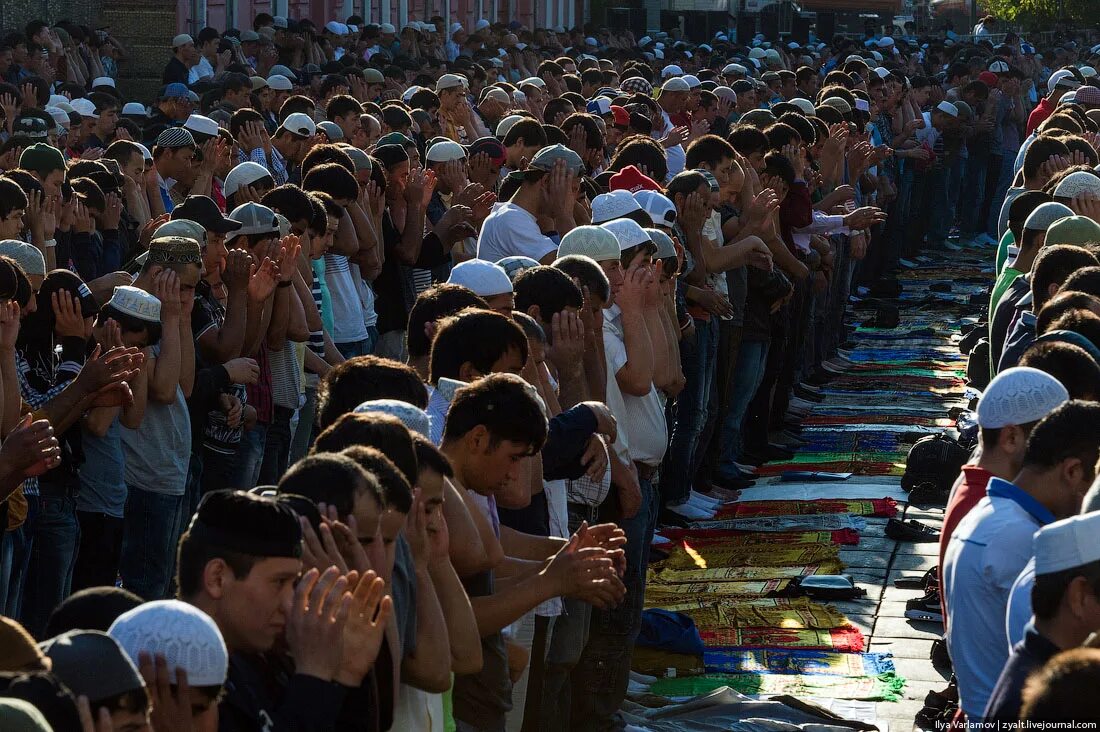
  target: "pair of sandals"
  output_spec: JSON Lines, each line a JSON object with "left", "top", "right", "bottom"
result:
{"left": 886, "top": 517, "right": 941, "bottom": 542}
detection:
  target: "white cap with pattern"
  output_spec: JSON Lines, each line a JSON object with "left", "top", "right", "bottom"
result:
{"left": 108, "top": 600, "right": 228, "bottom": 687}
{"left": 976, "top": 366, "right": 1069, "bottom": 429}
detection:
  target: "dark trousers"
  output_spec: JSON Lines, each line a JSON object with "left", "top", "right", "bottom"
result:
{"left": 19, "top": 493, "right": 80, "bottom": 638}
{"left": 698, "top": 321, "right": 742, "bottom": 484}
{"left": 71, "top": 510, "right": 125, "bottom": 592}
{"left": 259, "top": 406, "right": 295, "bottom": 485}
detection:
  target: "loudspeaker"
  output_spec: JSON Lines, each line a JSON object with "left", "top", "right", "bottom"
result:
{"left": 817, "top": 12, "right": 835, "bottom": 41}
{"left": 791, "top": 16, "right": 811, "bottom": 44}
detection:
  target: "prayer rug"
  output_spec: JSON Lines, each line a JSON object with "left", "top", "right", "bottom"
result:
{"left": 643, "top": 579, "right": 792, "bottom": 600}
{"left": 716, "top": 498, "right": 898, "bottom": 518}
{"left": 697, "top": 626, "right": 865, "bottom": 652}
{"left": 654, "top": 599, "right": 849, "bottom": 631}
{"left": 648, "top": 672, "right": 906, "bottom": 701}
{"left": 703, "top": 649, "right": 895, "bottom": 677}
{"left": 691, "top": 515, "right": 868, "bottom": 532}
{"left": 653, "top": 528, "right": 860, "bottom": 546}
{"left": 655, "top": 543, "right": 841, "bottom": 571}
{"left": 647, "top": 562, "right": 845, "bottom": 584}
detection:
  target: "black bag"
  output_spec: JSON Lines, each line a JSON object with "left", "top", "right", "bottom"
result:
{"left": 901, "top": 433, "right": 970, "bottom": 494}
{"left": 966, "top": 338, "right": 991, "bottom": 390}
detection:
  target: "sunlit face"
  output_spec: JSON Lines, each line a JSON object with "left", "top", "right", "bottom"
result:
{"left": 472, "top": 438, "right": 532, "bottom": 497}
{"left": 217, "top": 556, "right": 301, "bottom": 653}
{"left": 598, "top": 258, "right": 624, "bottom": 305}
{"left": 0, "top": 208, "right": 24, "bottom": 239}
{"left": 417, "top": 468, "right": 446, "bottom": 519}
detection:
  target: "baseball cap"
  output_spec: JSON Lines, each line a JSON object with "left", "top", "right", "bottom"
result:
{"left": 154, "top": 219, "right": 205, "bottom": 246}
{"left": 173, "top": 195, "right": 243, "bottom": 233}
{"left": 587, "top": 98, "right": 612, "bottom": 116}
{"left": 161, "top": 82, "right": 190, "bottom": 100}
{"left": 496, "top": 114, "right": 525, "bottom": 140}
{"left": 108, "top": 600, "right": 228, "bottom": 687}
{"left": 317, "top": 121, "right": 344, "bottom": 141}
{"left": 633, "top": 190, "right": 677, "bottom": 227}
{"left": 977, "top": 366, "right": 1069, "bottom": 428}
{"left": 69, "top": 97, "right": 98, "bottom": 118}
{"left": 517, "top": 144, "right": 584, "bottom": 178}
{"left": 556, "top": 225, "right": 620, "bottom": 263}
{"left": 592, "top": 190, "right": 643, "bottom": 224}
{"left": 467, "top": 137, "right": 506, "bottom": 166}
{"left": 609, "top": 105, "right": 630, "bottom": 127}
{"left": 227, "top": 202, "right": 280, "bottom": 237}
{"left": 661, "top": 77, "right": 690, "bottom": 93}
{"left": 608, "top": 166, "right": 661, "bottom": 194}
{"left": 40, "top": 631, "right": 145, "bottom": 705}
{"left": 1034, "top": 511, "right": 1100, "bottom": 576}
{"left": 279, "top": 112, "right": 316, "bottom": 137}
{"left": 645, "top": 228, "right": 677, "bottom": 259}
{"left": 436, "top": 73, "right": 468, "bottom": 92}
{"left": 447, "top": 259, "right": 513, "bottom": 296}
{"left": 1049, "top": 69, "right": 1082, "bottom": 91}
{"left": 223, "top": 162, "right": 272, "bottom": 198}
{"left": 1023, "top": 202, "right": 1075, "bottom": 231}
{"left": 988, "top": 60, "right": 1010, "bottom": 73}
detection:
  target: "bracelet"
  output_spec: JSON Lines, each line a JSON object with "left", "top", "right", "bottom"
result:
{"left": 277, "top": 280, "right": 293, "bottom": 288}
{"left": 44, "top": 239, "right": 56, "bottom": 248}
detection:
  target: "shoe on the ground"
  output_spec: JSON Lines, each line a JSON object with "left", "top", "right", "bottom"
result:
{"left": 905, "top": 590, "right": 944, "bottom": 623}
{"left": 886, "top": 518, "right": 941, "bottom": 543}
{"left": 667, "top": 501, "right": 714, "bottom": 521}
{"left": 930, "top": 638, "right": 953, "bottom": 671}
{"left": 894, "top": 566, "right": 938, "bottom": 590}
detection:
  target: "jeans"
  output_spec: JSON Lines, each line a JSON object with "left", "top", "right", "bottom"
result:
{"left": 71, "top": 511, "right": 125, "bottom": 592}
{"left": 374, "top": 329, "right": 408, "bottom": 361}
{"left": 571, "top": 476, "right": 659, "bottom": 731}
{"left": 201, "top": 446, "right": 239, "bottom": 493}
{"left": 662, "top": 318, "right": 718, "bottom": 505}
{"left": 717, "top": 340, "right": 771, "bottom": 478}
{"left": 924, "top": 166, "right": 951, "bottom": 248}
{"left": 946, "top": 154, "right": 967, "bottom": 235}
{"left": 119, "top": 488, "right": 185, "bottom": 601}
{"left": 19, "top": 494, "right": 80, "bottom": 638}
{"left": 960, "top": 147, "right": 988, "bottom": 238}
{"left": 259, "top": 406, "right": 295, "bottom": 485}
{"left": 290, "top": 385, "right": 319, "bottom": 464}
{"left": 699, "top": 322, "right": 741, "bottom": 484}
{"left": 540, "top": 503, "right": 597, "bottom": 731}
{"left": 233, "top": 424, "right": 269, "bottom": 490}
{"left": 1, "top": 492, "right": 36, "bottom": 618}
{"left": 336, "top": 337, "right": 372, "bottom": 360}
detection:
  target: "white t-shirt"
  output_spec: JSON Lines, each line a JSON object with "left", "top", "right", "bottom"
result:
{"left": 602, "top": 305, "right": 667, "bottom": 466}
{"left": 324, "top": 253, "right": 368, "bottom": 344}
{"left": 477, "top": 202, "right": 557, "bottom": 263}
{"left": 915, "top": 111, "right": 940, "bottom": 149}
{"left": 658, "top": 110, "right": 686, "bottom": 178}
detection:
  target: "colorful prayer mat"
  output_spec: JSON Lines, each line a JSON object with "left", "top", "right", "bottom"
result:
{"left": 631, "top": 647, "right": 704, "bottom": 677}
{"left": 716, "top": 498, "right": 898, "bottom": 518}
{"left": 654, "top": 528, "right": 860, "bottom": 545}
{"left": 698, "top": 626, "right": 865, "bottom": 652}
{"left": 703, "top": 649, "right": 895, "bottom": 677}
{"left": 691, "top": 515, "right": 868, "bottom": 532}
{"left": 652, "top": 598, "right": 849, "bottom": 631}
{"left": 643, "top": 579, "right": 792, "bottom": 600}
{"left": 648, "top": 562, "right": 845, "bottom": 584}
{"left": 755, "top": 461, "right": 905, "bottom": 477}
{"left": 649, "top": 672, "right": 906, "bottom": 701}
{"left": 655, "top": 543, "right": 840, "bottom": 571}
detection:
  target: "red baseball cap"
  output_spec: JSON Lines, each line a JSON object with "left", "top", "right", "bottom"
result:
{"left": 977, "top": 71, "right": 999, "bottom": 87}
{"left": 610, "top": 105, "right": 630, "bottom": 127}
{"left": 609, "top": 165, "right": 661, "bottom": 193}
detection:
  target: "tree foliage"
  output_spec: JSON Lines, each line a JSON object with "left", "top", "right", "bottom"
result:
{"left": 981, "top": 0, "right": 1092, "bottom": 25}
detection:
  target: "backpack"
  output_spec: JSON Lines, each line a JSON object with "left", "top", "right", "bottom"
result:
{"left": 901, "top": 433, "right": 970, "bottom": 495}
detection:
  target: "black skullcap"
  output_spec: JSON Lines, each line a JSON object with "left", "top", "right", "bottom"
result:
{"left": 44, "top": 586, "right": 143, "bottom": 638}
{"left": 372, "top": 143, "right": 410, "bottom": 169}
{"left": 187, "top": 490, "right": 303, "bottom": 558}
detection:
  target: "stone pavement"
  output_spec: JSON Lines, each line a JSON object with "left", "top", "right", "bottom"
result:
{"left": 842, "top": 505, "right": 949, "bottom": 732}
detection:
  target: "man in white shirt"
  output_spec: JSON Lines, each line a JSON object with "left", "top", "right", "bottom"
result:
{"left": 477, "top": 144, "right": 583, "bottom": 264}
{"left": 655, "top": 77, "right": 690, "bottom": 178}
{"left": 943, "top": 400, "right": 1100, "bottom": 719}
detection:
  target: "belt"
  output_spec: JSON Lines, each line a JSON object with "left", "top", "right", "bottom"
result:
{"left": 634, "top": 461, "right": 658, "bottom": 482}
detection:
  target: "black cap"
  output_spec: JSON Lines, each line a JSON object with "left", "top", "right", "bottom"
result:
{"left": 172, "top": 195, "right": 243, "bottom": 233}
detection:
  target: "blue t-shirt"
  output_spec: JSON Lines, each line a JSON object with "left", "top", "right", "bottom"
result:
{"left": 77, "top": 417, "right": 127, "bottom": 517}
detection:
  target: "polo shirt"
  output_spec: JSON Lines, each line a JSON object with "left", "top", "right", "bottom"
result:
{"left": 942, "top": 477, "right": 1055, "bottom": 718}
{"left": 1005, "top": 557, "right": 1036, "bottom": 649}
{"left": 983, "top": 622, "right": 1060, "bottom": 722}
{"left": 939, "top": 464, "right": 995, "bottom": 618}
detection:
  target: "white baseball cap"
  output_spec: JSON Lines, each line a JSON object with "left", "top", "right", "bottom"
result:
{"left": 279, "top": 112, "right": 316, "bottom": 137}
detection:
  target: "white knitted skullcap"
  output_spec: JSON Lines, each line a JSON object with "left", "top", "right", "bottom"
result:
{"left": 447, "top": 258, "right": 513, "bottom": 297}
{"left": 354, "top": 399, "right": 432, "bottom": 438}
{"left": 977, "top": 366, "right": 1069, "bottom": 429}
{"left": 0, "top": 240, "right": 46, "bottom": 276}
{"left": 556, "top": 225, "right": 620, "bottom": 262}
{"left": 108, "top": 600, "right": 228, "bottom": 687}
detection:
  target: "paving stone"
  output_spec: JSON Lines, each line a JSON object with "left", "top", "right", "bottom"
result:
{"left": 851, "top": 536, "right": 897, "bottom": 552}
{"left": 892, "top": 658, "right": 952, "bottom": 684}
{"left": 868, "top": 638, "right": 938, "bottom": 660}
{"left": 873, "top": 601, "right": 912, "bottom": 619}
{"left": 839, "top": 549, "right": 894, "bottom": 569}
{"left": 845, "top": 613, "right": 874, "bottom": 636}
{"left": 874, "top": 616, "right": 944, "bottom": 640}
{"left": 892, "top": 541, "right": 941, "bottom": 557}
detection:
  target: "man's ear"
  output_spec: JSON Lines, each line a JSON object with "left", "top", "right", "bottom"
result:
{"left": 458, "top": 360, "right": 481, "bottom": 383}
